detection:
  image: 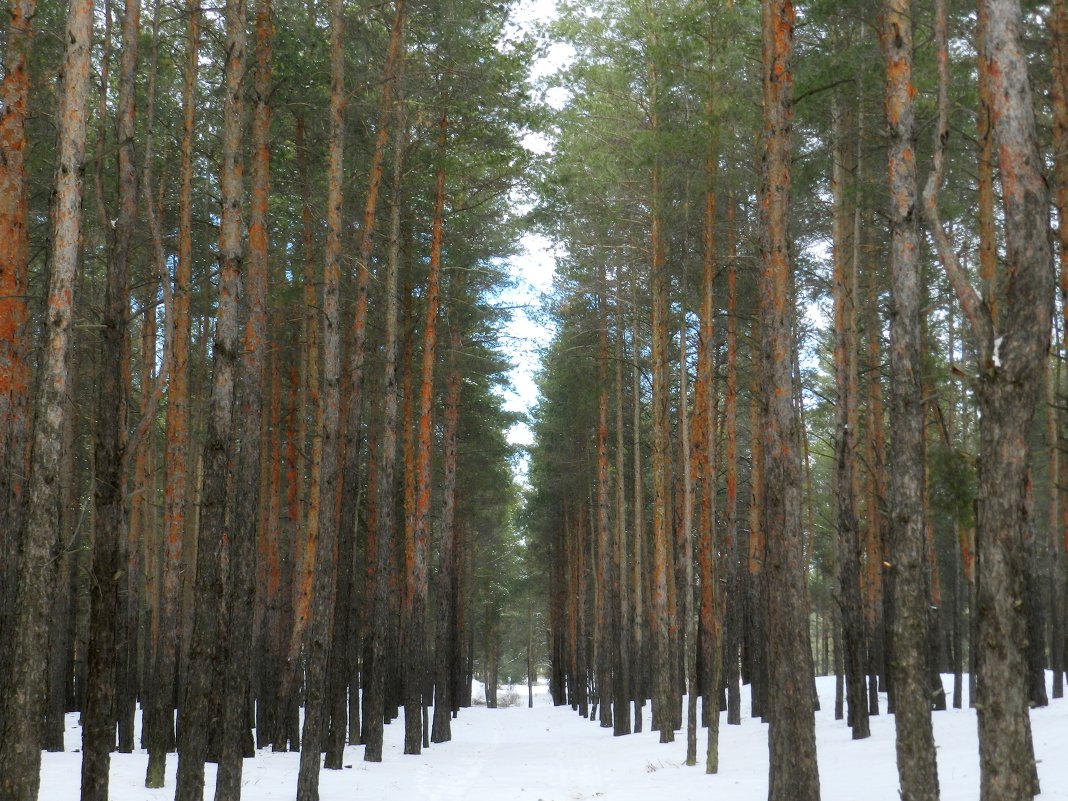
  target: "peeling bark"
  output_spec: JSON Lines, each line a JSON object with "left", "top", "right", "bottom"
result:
{"left": 883, "top": 1, "right": 940, "bottom": 797}
{"left": 758, "top": 2, "right": 819, "bottom": 799}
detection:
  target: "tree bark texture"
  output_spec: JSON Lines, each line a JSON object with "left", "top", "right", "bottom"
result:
{"left": 758, "top": 2, "right": 819, "bottom": 799}
{"left": 350, "top": 0, "right": 406, "bottom": 762}
{"left": 432, "top": 299, "right": 463, "bottom": 743}
{"left": 175, "top": 0, "right": 247, "bottom": 793}
{"left": 146, "top": 2, "right": 199, "bottom": 783}
{"left": 831, "top": 99, "right": 869, "bottom": 740}
{"left": 405, "top": 108, "right": 445, "bottom": 757}
{"left": 0, "top": 0, "right": 36, "bottom": 654}
{"left": 883, "top": 1, "right": 940, "bottom": 798}
{"left": 81, "top": 0, "right": 139, "bottom": 794}
{"left": 974, "top": 1, "right": 1054, "bottom": 797}
{"left": 725, "top": 197, "right": 743, "bottom": 728}
{"left": 216, "top": 1, "right": 273, "bottom": 795}
{"left": 613, "top": 270, "right": 631, "bottom": 737}
{"left": 297, "top": 0, "right": 344, "bottom": 791}
{"left": 0, "top": 0, "right": 92, "bottom": 794}
{"left": 596, "top": 263, "right": 615, "bottom": 732}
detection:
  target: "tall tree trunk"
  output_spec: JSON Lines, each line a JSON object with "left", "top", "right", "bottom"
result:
{"left": 976, "top": 1, "right": 1051, "bottom": 796}
{"left": 613, "top": 269, "right": 631, "bottom": 737}
{"left": 724, "top": 196, "right": 742, "bottom": 728}
{"left": 375, "top": 75, "right": 406, "bottom": 748}
{"left": 146, "top": 0, "right": 198, "bottom": 783}
{"left": 977, "top": 0, "right": 998, "bottom": 326}
{"left": 406, "top": 108, "right": 445, "bottom": 755}
{"left": 863, "top": 205, "right": 887, "bottom": 715}
{"left": 215, "top": 0, "right": 272, "bottom": 794}
{"left": 927, "top": 1, "right": 1050, "bottom": 797}
{"left": 758, "top": 2, "right": 819, "bottom": 799}
{"left": 831, "top": 98, "right": 869, "bottom": 740}
{"left": 680, "top": 299, "right": 695, "bottom": 762}
{"left": 175, "top": 0, "right": 247, "bottom": 792}
{"left": 696, "top": 94, "right": 721, "bottom": 773}
{"left": 884, "top": 1, "right": 940, "bottom": 798}
{"left": 432, "top": 285, "right": 463, "bottom": 743}
{"left": 0, "top": 0, "right": 36, "bottom": 654}
{"left": 135, "top": 0, "right": 168, "bottom": 741}
{"left": 646, "top": 18, "right": 674, "bottom": 741}
{"left": 296, "top": 0, "right": 344, "bottom": 793}
{"left": 596, "top": 263, "right": 614, "bottom": 731}
{"left": 257, "top": 329, "right": 284, "bottom": 747}
{"left": 133, "top": 0, "right": 176, "bottom": 731}
{"left": 280, "top": 113, "right": 321, "bottom": 739}
{"left": 630, "top": 273, "right": 646, "bottom": 733}
{"left": 747, "top": 325, "right": 767, "bottom": 722}
{"left": 322, "top": 3, "right": 357, "bottom": 767}
{"left": 0, "top": 0, "right": 93, "bottom": 792}
{"left": 1049, "top": 0, "right": 1068, "bottom": 706}
{"left": 349, "top": 0, "right": 406, "bottom": 761}
{"left": 82, "top": 0, "right": 139, "bottom": 791}
{"left": 44, "top": 397, "right": 78, "bottom": 753}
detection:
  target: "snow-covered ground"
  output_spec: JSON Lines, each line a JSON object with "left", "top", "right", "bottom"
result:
{"left": 41, "top": 674, "right": 1067, "bottom": 800}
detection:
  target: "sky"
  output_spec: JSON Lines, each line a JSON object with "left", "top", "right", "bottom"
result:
{"left": 497, "top": 0, "right": 571, "bottom": 473}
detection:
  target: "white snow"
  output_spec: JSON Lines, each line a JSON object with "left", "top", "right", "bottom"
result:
{"left": 993, "top": 335, "right": 1004, "bottom": 368}
{"left": 40, "top": 674, "right": 1068, "bottom": 800}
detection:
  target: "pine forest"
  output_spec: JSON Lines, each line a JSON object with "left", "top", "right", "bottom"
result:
{"left": 0, "top": 0, "right": 1066, "bottom": 800}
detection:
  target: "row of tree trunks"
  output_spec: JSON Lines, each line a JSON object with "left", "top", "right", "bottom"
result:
{"left": 295, "top": 0, "right": 343, "bottom": 793}
{"left": 354, "top": 0, "right": 406, "bottom": 763}
{"left": 404, "top": 99, "right": 445, "bottom": 754}
{"left": 175, "top": 0, "right": 247, "bottom": 793}
{"left": 646, "top": 17, "right": 675, "bottom": 743}
{"left": 0, "top": 0, "right": 94, "bottom": 794}
{"left": 217, "top": 0, "right": 273, "bottom": 795}
{"left": 81, "top": 0, "right": 139, "bottom": 792}
{"left": 143, "top": 0, "right": 196, "bottom": 768}
{"left": 0, "top": 0, "right": 512, "bottom": 794}
{"left": 541, "top": 6, "right": 1064, "bottom": 801}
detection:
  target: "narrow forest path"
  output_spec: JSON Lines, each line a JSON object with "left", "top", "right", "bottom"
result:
{"left": 38, "top": 677, "right": 1068, "bottom": 801}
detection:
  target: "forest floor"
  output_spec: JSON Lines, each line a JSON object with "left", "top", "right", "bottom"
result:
{"left": 41, "top": 674, "right": 1067, "bottom": 800}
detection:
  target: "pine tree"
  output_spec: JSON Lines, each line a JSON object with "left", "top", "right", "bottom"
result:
{"left": 757, "top": 2, "right": 819, "bottom": 799}
{"left": 883, "top": 0, "right": 940, "bottom": 797}
{"left": 0, "top": 0, "right": 93, "bottom": 792}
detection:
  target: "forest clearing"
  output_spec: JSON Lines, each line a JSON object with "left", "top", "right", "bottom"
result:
{"left": 2, "top": 0, "right": 1068, "bottom": 798}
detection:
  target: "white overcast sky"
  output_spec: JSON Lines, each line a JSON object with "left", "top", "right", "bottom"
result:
{"left": 497, "top": 0, "right": 570, "bottom": 463}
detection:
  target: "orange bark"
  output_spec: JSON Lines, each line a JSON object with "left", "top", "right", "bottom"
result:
{"left": 0, "top": 0, "right": 92, "bottom": 791}
{"left": 0, "top": 0, "right": 36, "bottom": 557}
{"left": 596, "top": 262, "right": 614, "bottom": 732}
{"left": 287, "top": 112, "right": 323, "bottom": 673}
{"left": 406, "top": 109, "right": 446, "bottom": 754}
{"left": 694, "top": 104, "right": 719, "bottom": 767}
{"left": 175, "top": 0, "right": 247, "bottom": 791}
{"left": 977, "top": 1, "right": 998, "bottom": 325}
{"left": 146, "top": 2, "right": 197, "bottom": 784}
{"left": 759, "top": 0, "right": 819, "bottom": 795}
{"left": 1054, "top": 0, "right": 1068, "bottom": 367}
{"left": 647, "top": 24, "right": 674, "bottom": 740}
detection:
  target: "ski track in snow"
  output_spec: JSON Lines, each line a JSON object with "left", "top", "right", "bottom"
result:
{"left": 39, "top": 675, "right": 1068, "bottom": 800}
